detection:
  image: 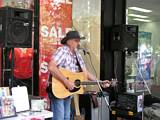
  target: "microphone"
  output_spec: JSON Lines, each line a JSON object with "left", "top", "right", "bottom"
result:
{"left": 82, "top": 48, "right": 90, "bottom": 55}
{"left": 80, "top": 36, "right": 86, "bottom": 39}
{"left": 78, "top": 46, "right": 90, "bottom": 55}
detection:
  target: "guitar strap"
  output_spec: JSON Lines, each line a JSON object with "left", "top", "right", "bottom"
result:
{"left": 75, "top": 53, "right": 83, "bottom": 72}
{"left": 46, "top": 73, "right": 53, "bottom": 95}
{"left": 48, "top": 73, "right": 52, "bottom": 84}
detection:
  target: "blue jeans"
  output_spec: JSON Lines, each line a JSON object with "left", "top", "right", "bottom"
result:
{"left": 50, "top": 95, "right": 71, "bottom": 120}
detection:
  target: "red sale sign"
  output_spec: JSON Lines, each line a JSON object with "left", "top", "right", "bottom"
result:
{"left": 39, "top": 0, "right": 72, "bottom": 97}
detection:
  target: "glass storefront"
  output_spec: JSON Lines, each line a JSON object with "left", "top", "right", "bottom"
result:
{"left": 126, "top": 0, "right": 160, "bottom": 97}
{"left": 72, "top": 0, "right": 101, "bottom": 79}
{"left": 72, "top": 0, "right": 101, "bottom": 91}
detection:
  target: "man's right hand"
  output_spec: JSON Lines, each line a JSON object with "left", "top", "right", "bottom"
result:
{"left": 63, "top": 80, "right": 75, "bottom": 91}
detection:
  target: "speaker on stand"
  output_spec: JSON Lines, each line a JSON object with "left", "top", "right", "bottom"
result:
{"left": 110, "top": 25, "right": 138, "bottom": 52}
{"left": 0, "top": 7, "right": 33, "bottom": 48}
{"left": 110, "top": 24, "right": 138, "bottom": 90}
{"left": 110, "top": 24, "right": 138, "bottom": 92}
{"left": 0, "top": 7, "right": 33, "bottom": 88}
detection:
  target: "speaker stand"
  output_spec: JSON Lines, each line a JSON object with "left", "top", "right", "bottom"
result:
{"left": 10, "top": 48, "right": 14, "bottom": 88}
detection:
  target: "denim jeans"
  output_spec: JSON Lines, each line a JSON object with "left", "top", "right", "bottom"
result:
{"left": 50, "top": 94, "right": 71, "bottom": 120}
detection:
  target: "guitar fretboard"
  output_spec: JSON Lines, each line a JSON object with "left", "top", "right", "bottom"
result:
{"left": 80, "top": 81, "right": 104, "bottom": 85}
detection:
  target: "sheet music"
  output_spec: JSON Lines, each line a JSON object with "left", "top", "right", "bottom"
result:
{"left": 11, "top": 86, "right": 30, "bottom": 112}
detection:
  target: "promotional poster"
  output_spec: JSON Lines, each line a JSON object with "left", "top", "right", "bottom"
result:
{"left": 39, "top": 0, "right": 72, "bottom": 97}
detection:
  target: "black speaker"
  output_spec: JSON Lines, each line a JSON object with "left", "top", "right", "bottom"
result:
{"left": 0, "top": 7, "right": 33, "bottom": 48}
{"left": 111, "top": 25, "right": 138, "bottom": 51}
{"left": 116, "top": 93, "right": 143, "bottom": 113}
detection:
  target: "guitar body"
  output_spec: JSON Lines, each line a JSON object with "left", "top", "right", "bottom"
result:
{"left": 52, "top": 68, "right": 86, "bottom": 99}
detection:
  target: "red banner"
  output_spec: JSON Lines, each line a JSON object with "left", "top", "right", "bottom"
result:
{"left": 39, "top": 0, "right": 72, "bottom": 98}
{"left": 0, "top": 1, "right": 2, "bottom": 6}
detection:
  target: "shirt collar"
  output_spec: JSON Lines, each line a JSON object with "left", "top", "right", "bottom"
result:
{"left": 64, "top": 45, "right": 78, "bottom": 56}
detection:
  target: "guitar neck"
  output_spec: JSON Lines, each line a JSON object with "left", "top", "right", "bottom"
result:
{"left": 81, "top": 81, "right": 103, "bottom": 85}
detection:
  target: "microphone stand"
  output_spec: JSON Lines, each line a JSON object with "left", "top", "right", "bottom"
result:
{"left": 82, "top": 49, "right": 112, "bottom": 112}
{"left": 79, "top": 48, "right": 112, "bottom": 118}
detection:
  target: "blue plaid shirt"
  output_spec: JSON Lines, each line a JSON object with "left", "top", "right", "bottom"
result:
{"left": 51, "top": 45, "right": 86, "bottom": 72}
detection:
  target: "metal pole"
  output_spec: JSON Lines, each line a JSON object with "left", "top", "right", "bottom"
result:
{"left": 10, "top": 48, "right": 14, "bottom": 88}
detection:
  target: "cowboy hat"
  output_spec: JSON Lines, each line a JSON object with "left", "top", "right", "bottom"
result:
{"left": 61, "top": 31, "right": 84, "bottom": 44}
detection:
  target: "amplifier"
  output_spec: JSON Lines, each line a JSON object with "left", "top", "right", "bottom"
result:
{"left": 91, "top": 93, "right": 109, "bottom": 120}
{"left": 116, "top": 93, "right": 143, "bottom": 112}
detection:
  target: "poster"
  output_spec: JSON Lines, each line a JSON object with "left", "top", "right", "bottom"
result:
{"left": 39, "top": 0, "right": 72, "bottom": 98}
{"left": 135, "top": 32, "right": 152, "bottom": 92}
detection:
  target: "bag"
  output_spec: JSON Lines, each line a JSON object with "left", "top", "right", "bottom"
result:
{"left": 90, "top": 94, "right": 98, "bottom": 108}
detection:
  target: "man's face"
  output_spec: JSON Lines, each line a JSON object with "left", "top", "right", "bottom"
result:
{"left": 67, "top": 38, "right": 80, "bottom": 49}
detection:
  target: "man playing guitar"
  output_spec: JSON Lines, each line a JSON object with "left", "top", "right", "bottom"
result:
{"left": 48, "top": 30, "right": 110, "bottom": 120}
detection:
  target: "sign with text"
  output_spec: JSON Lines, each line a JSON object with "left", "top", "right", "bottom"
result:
{"left": 39, "top": 0, "right": 72, "bottom": 98}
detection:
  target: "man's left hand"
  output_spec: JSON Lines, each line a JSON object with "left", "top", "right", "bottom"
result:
{"left": 101, "top": 80, "right": 111, "bottom": 88}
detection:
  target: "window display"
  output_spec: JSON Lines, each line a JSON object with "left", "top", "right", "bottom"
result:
{"left": 125, "top": 31, "right": 153, "bottom": 93}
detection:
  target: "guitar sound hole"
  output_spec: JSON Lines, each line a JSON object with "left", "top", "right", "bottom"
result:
{"left": 74, "top": 79, "right": 81, "bottom": 87}
{"left": 69, "top": 80, "right": 81, "bottom": 92}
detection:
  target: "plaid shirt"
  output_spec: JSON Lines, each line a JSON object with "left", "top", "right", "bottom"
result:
{"left": 51, "top": 45, "right": 86, "bottom": 72}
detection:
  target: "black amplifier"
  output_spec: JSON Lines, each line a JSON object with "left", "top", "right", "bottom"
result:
{"left": 116, "top": 93, "right": 143, "bottom": 112}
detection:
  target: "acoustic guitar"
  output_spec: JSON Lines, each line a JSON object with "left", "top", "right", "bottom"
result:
{"left": 52, "top": 68, "right": 116, "bottom": 99}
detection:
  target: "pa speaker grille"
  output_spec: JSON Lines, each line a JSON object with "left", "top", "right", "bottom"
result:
{"left": 8, "top": 20, "right": 29, "bottom": 44}
{"left": 111, "top": 25, "right": 138, "bottom": 51}
{"left": 0, "top": 7, "right": 32, "bottom": 48}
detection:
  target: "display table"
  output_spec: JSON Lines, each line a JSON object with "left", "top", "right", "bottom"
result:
{"left": 2, "top": 110, "right": 53, "bottom": 120}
